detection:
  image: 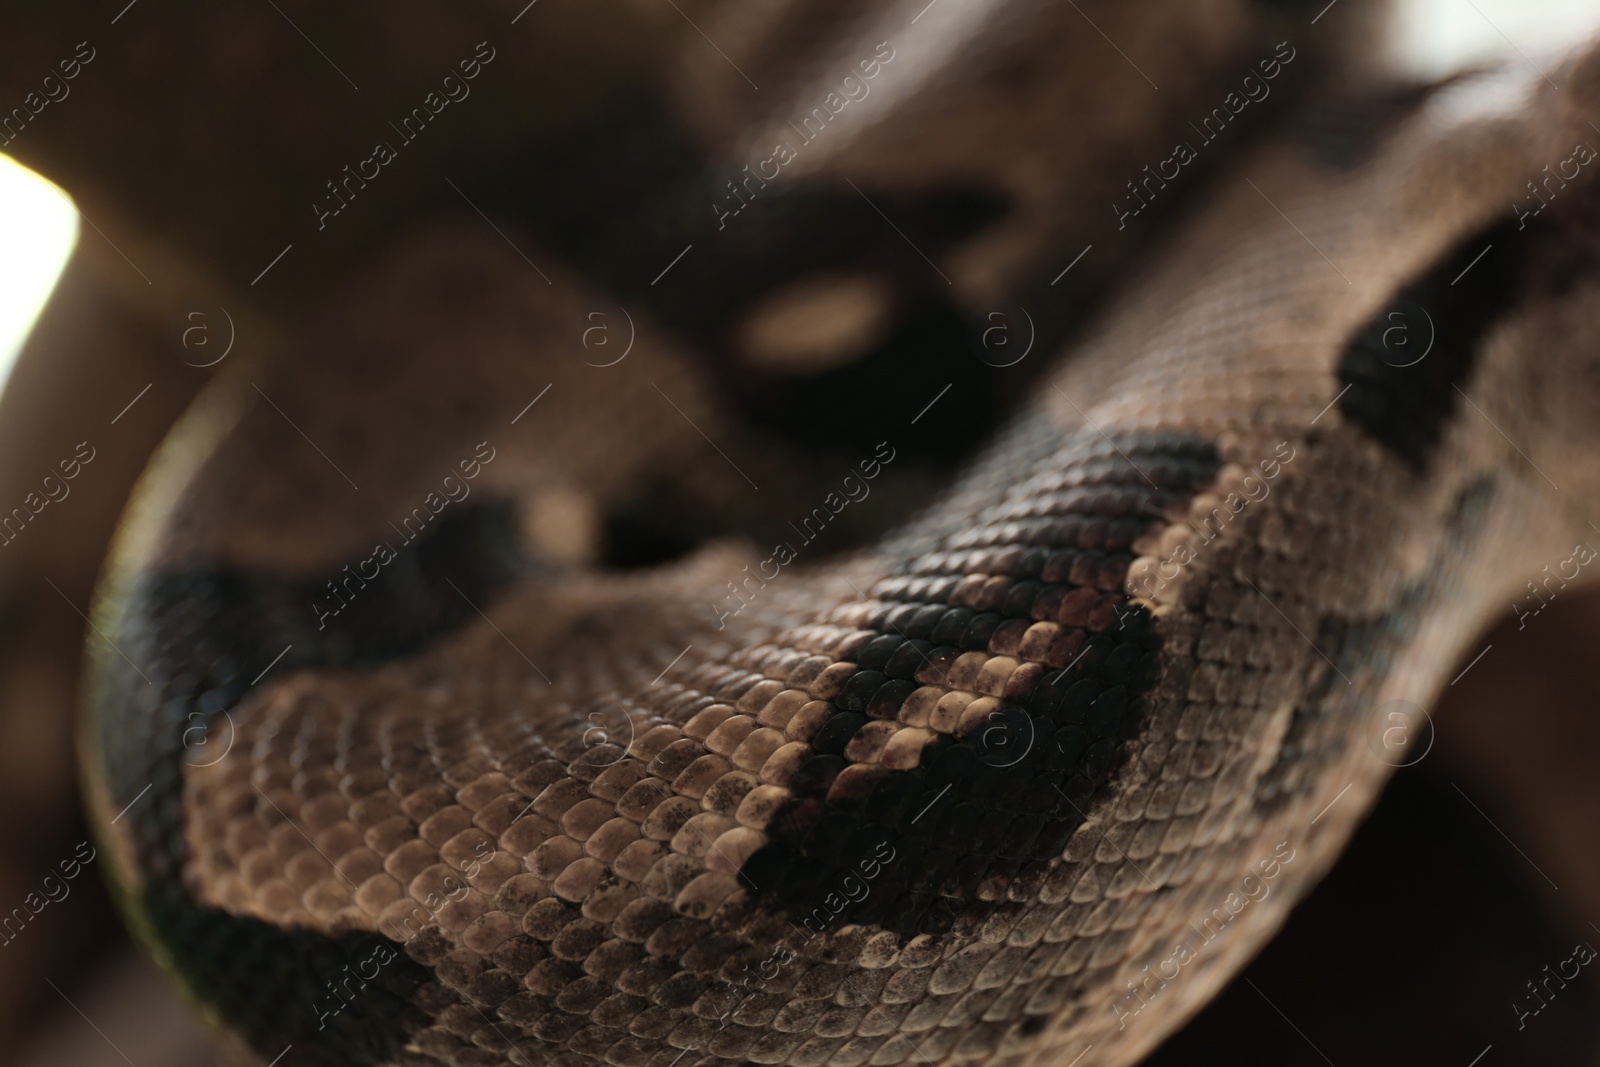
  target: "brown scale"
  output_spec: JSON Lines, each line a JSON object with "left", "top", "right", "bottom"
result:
{"left": 81, "top": 30, "right": 1600, "bottom": 1067}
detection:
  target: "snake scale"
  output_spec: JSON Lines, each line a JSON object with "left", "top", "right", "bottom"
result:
{"left": 76, "top": 4, "right": 1600, "bottom": 1066}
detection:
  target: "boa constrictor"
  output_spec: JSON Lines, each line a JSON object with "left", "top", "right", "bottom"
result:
{"left": 81, "top": 6, "right": 1600, "bottom": 1067}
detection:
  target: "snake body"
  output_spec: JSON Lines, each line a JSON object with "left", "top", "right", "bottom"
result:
{"left": 80, "top": 22, "right": 1600, "bottom": 1067}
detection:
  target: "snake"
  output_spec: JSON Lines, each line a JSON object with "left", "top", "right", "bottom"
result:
{"left": 76, "top": 6, "right": 1600, "bottom": 1066}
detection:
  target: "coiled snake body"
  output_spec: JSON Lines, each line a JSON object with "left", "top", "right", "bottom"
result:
{"left": 81, "top": 23, "right": 1600, "bottom": 1067}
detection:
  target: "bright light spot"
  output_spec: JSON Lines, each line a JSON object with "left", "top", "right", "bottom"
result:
{"left": 1391, "top": 0, "right": 1600, "bottom": 81}
{"left": 0, "top": 154, "right": 77, "bottom": 383}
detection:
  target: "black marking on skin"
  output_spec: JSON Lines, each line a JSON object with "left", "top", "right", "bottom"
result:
{"left": 480, "top": 94, "right": 1008, "bottom": 351}
{"left": 145, "top": 886, "right": 433, "bottom": 1067}
{"left": 740, "top": 434, "right": 1223, "bottom": 938}
{"left": 1336, "top": 219, "right": 1523, "bottom": 469}
{"left": 474, "top": 94, "right": 1021, "bottom": 470}
{"left": 744, "top": 300, "right": 1009, "bottom": 464}
{"left": 1254, "top": 475, "right": 1498, "bottom": 814}
{"left": 91, "top": 500, "right": 526, "bottom": 1067}
{"left": 601, "top": 500, "right": 714, "bottom": 569}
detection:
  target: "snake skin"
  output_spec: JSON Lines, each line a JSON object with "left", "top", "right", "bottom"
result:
{"left": 80, "top": 17, "right": 1600, "bottom": 1067}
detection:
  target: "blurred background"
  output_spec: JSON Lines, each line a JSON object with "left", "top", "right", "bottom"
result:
{"left": 1, "top": 0, "right": 1599, "bottom": 1064}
